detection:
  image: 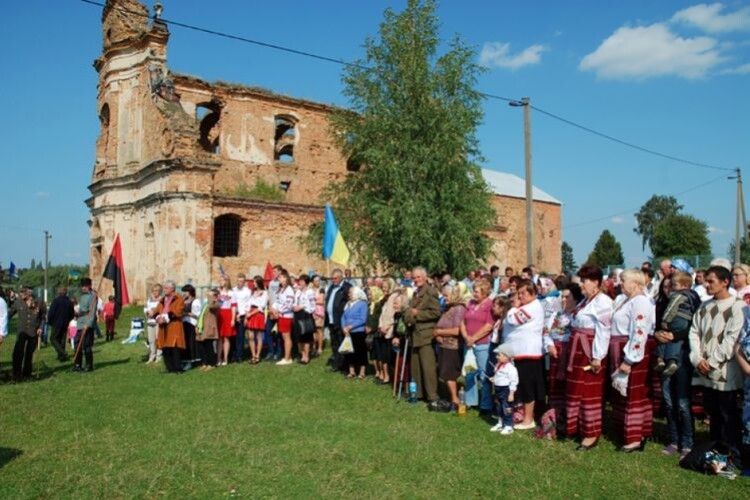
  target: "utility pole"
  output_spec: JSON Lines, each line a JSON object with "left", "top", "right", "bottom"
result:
{"left": 510, "top": 97, "right": 534, "bottom": 266}
{"left": 734, "top": 168, "right": 745, "bottom": 265}
{"left": 43, "top": 230, "right": 51, "bottom": 303}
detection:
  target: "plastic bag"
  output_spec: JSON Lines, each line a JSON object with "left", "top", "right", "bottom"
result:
{"left": 339, "top": 335, "right": 354, "bottom": 354}
{"left": 461, "top": 347, "right": 477, "bottom": 376}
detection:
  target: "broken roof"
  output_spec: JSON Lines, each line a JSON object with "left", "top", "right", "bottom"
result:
{"left": 481, "top": 168, "right": 561, "bottom": 205}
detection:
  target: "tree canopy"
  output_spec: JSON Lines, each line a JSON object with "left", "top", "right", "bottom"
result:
{"left": 311, "top": 0, "right": 495, "bottom": 275}
{"left": 650, "top": 214, "right": 710, "bottom": 259}
{"left": 561, "top": 241, "right": 576, "bottom": 274}
{"left": 634, "top": 195, "right": 682, "bottom": 252}
{"left": 586, "top": 230, "right": 624, "bottom": 268}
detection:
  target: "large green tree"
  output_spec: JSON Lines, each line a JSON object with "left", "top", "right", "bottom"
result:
{"left": 649, "top": 214, "right": 710, "bottom": 258}
{"left": 728, "top": 238, "right": 750, "bottom": 264}
{"left": 586, "top": 230, "right": 624, "bottom": 267}
{"left": 315, "top": 0, "right": 495, "bottom": 275}
{"left": 634, "top": 195, "right": 683, "bottom": 252}
{"left": 561, "top": 241, "right": 576, "bottom": 274}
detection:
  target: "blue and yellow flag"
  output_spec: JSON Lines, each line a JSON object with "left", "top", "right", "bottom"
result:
{"left": 322, "top": 205, "right": 350, "bottom": 266}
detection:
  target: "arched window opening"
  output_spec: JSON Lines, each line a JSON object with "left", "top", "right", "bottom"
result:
{"left": 346, "top": 157, "right": 361, "bottom": 172}
{"left": 213, "top": 214, "right": 240, "bottom": 257}
{"left": 274, "top": 115, "right": 296, "bottom": 163}
{"left": 197, "top": 103, "right": 221, "bottom": 154}
{"left": 97, "top": 104, "right": 111, "bottom": 170}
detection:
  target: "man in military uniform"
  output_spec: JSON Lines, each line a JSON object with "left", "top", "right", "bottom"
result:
{"left": 403, "top": 267, "right": 442, "bottom": 408}
{"left": 10, "top": 287, "right": 45, "bottom": 380}
{"left": 73, "top": 278, "right": 98, "bottom": 372}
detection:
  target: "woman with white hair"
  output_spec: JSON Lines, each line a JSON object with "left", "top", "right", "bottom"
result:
{"left": 341, "top": 286, "right": 369, "bottom": 379}
{"left": 609, "top": 269, "right": 656, "bottom": 452}
{"left": 155, "top": 279, "right": 186, "bottom": 373}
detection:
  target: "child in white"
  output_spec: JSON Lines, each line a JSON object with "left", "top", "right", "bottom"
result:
{"left": 490, "top": 343, "right": 519, "bottom": 435}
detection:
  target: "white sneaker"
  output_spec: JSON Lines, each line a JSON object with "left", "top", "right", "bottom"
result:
{"left": 276, "top": 359, "right": 293, "bottom": 366}
{"left": 500, "top": 426, "right": 514, "bottom": 435}
{"left": 489, "top": 422, "right": 504, "bottom": 432}
{"left": 514, "top": 422, "right": 536, "bottom": 430}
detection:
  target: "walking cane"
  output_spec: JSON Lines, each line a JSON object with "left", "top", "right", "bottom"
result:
{"left": 396, "top": 337, "right": 409, "bottom": 401}
{"left": 34, "top": 333, "right": 42, "bottom": 378}
{"left": 392, "top": 346, "right": 401, "bottom": 397}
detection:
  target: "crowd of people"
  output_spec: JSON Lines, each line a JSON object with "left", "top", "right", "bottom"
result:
{"left": 1, "top": 259, "right": 749, "bottom": 476}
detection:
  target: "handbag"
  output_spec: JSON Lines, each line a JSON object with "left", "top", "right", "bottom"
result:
{"left": 338, "top": 335, "right": 354, "bottom": 354}
{"left": 296, "top": 313, "right": 315, "bottom": 336}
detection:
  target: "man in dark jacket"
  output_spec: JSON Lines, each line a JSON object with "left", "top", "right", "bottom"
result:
{"left": 11, "top": 287, "right": 45, "bottom": 379}
{"left": 403, "top": 267, "right": 441, "bottom": 407}
{"left": 325, "top": 268, "right": 351, "bottom": 372}
{"left": 47, "top": 286, "right": 75, "bottom": 362}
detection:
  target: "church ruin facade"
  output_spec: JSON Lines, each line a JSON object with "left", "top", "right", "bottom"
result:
{"left": 88, "top": 0, "right": 561, "bottom": 302}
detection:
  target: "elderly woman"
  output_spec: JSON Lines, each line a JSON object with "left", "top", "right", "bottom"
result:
{"left": 144, "top": 284, "right": 163, "bottom": 364}
{"left": 371, "top": 278, "right": 396, "bottom": 384}
{"left": 196, "top": 288, "right": 219, "bottom": 371}
{"left": 434, "top": 284, "right": 468, "bottom": 409}
{"left": 733, "top": 263, "right": 750, "bottom": 298}
{"left": 460, "top": 278, "right": 495, "bottom": 413}
{"left": 342, "top": 286, "right": 369, "bottom": 379}
{"left": 609, "top": 269, "right": 656, "bottom": 452}
{"left": 502, "top": 279, "right": 546, "bottom": 429}
{"left": 566, "top": 265, "right": 613, "bottom": 450}
{"left": 155, "top": 280, "right": 186, "bottom": 373}
{"left": 545, "top": 283, "right": 583, "bottom": 431}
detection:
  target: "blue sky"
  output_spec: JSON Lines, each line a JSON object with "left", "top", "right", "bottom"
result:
{"left": 2, "top": 0, "right": 749, "bottom": 271}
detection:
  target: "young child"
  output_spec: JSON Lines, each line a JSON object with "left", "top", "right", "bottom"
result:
{"left": 103, "top": 295, "right": 116, "bottom": 341}
{"left": 490, "top": 343, "right": 519, "bottom": 435}
{"left": 655, "top": 271, "right": 701, "bottom": 376}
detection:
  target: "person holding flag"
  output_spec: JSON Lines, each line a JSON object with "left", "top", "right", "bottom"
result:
{"left": 102, "top": 233, "right": 130, "bottom": 319}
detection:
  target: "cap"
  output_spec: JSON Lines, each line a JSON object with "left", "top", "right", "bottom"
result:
{"left": 671, "top": 258, "right": 693, "bottom": 274}
{"left": 493, "top": 343, "right": 514, "bottom": 358}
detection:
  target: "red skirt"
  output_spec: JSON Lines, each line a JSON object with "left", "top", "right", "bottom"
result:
{"left": 218, "top": 308, "right": 235, "bottom": 338}
{"left": 565, "top": 329, "right": 606, "bottom": 439}
{"left": 277, "top": 317, "right": 293, "bottom": 334}
{"left": 548, "top": 339, "right": 568, "bottom": 430}
{"left": 609, "top": 337, "right": 654, "bottom": 444}
{"left": 245, "top": 312, "right": 266, "bottom": 331}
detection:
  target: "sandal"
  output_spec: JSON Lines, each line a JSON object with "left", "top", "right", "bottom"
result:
{"left": 357, "top": 374, "right": 366, "bottom": 380}
{"left": 346, "top": 373, "right": 356, "bottom": 379}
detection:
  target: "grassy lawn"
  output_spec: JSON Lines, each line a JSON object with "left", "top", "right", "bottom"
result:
{"left": 0, "top": 306, "right": 746, "bottom": 498}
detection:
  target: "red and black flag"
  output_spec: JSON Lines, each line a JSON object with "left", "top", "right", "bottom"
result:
{"left": 102, "top": 233, "right": 130, "bottom": 318}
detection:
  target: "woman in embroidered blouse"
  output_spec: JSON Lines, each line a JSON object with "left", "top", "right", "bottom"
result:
{"left": 272, "top": 271, "right": 295, "bottom": 365}
{"left": 216, "top": 275, "right": 236, "bottom": 367}
{"left": 460, "top": 278, "right": 495, "bottom": 413}
{"left": 246, "top": 276, "right": 268, "bottom": 364}
{"left": 609, "top": 269, "right": 656, "bottom": 452}
{"left": 544, "top": 283, "right": 583, "bottom": 432}
{"left": 566, "top": 265, "right": 613, "bottom": 450}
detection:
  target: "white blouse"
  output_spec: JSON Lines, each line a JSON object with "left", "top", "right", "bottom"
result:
{"left": 571, "top": 292, "right": 613, "bottom": 361}
{"left": 611, "top": 294, "right": 655, "bottom": 364}
{"left": 273, "top": 286, "right": 295, "bottom": 318}
{"left": 248, "top": 290, "right": 268, "bottom": 311}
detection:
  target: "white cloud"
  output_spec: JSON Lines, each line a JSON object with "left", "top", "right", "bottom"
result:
{"left": 579, "top": 23, "right": 726, "bottom": 80}
{"left": 672, "top": 3, "right": 750, "bottom": 33}
{"left": 721, "top": 62, "right": 750, "bottom": 74}
{"left": 611, "top": 216, "right": 625, "bottom": 224}
{"left": 35, "top": 191, "right": 49, "bottom": 198}
{"left": 708, "top": 226, "right": 726, "bottom": 234}
{"left": 479, "top": 42, "right": 548, "bottom": 70}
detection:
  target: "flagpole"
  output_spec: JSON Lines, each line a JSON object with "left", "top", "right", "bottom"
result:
{"left": 326, "top": 260, "right": 330, "bottom": 280}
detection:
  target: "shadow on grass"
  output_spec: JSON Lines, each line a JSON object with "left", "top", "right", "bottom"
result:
{"left": 0, "top": 448, "right": 22, "bottom": 469}
{"left": 0, "top": 358, "right": 131, "bottom": 384}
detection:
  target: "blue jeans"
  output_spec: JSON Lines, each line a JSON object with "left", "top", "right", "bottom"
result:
{"left": 655, "top": 340, "right": 683, "bottom": 364}
{"left": 661, "top": 346, "right": 694, "bottom": 450}
{"left": 464, "top": 344, "right": 492, "bottom": 411}
{"left": 264, "top": 318, "right": 280, "bottom": 358}
{"left": 495, "top": 385, "right": 513, "bottom": 427}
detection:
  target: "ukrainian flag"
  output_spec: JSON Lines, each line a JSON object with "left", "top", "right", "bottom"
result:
{"left": 322, "top": 204, "right": 350, "bottom": 266}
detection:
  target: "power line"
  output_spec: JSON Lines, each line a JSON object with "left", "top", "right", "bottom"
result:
{"left": 562, "top": 173, "right": 729, "bottom": 230}
{"left": 79, "top": 0, "right": 735, "bottom": 172}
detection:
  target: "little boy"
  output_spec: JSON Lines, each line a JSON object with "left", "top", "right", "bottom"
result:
{"left": 490, "top": 343, "right": 519, "bottom": 435}
{"left": 656, "top": 271, "right": 701, "bottom": 376}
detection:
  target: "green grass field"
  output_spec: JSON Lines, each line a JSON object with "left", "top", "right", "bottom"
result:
{"left": 0, "top": 306, "right": 747, "bottom": 498}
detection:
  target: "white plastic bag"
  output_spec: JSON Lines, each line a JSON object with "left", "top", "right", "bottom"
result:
{"left": 462, "top": 347, "right": 478, "bottom": 376}
{"left": 338, "top": 335, "right": 354, "bottom": 354}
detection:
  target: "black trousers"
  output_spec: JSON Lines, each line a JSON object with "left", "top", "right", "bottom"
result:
{"left": 344, "top": 332, "right": 368, "bottom": 371}
{"left": 329, "top": 325, "right": 344, "bottom": 370}
{"left": 197, "top": 340, "right": 217, "bottom": 366}
{"left": 182, "top": 323, "right": 196, "bottom": 362}
{"left": 162, "top": 347, "right": 183, "bottom": 372}
{"left": 50, "top": 326, "right": 68, "bottom": 359}
{"left": 12, "top": 334, "right": 37, "bottom": 377}
{"left": 702, "top": 387, "right": 741, "bottom": 448}
{"left": 74, "top": 328, "right": 94, "bottom": 368}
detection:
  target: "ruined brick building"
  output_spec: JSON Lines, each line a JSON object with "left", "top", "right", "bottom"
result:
{"left": 88, "top": 0, "right": 561, "bottom": 302}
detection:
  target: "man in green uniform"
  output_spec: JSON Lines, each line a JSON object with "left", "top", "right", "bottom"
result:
{"left": 403, "top": 266, "right": 441, "bottom": 408}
